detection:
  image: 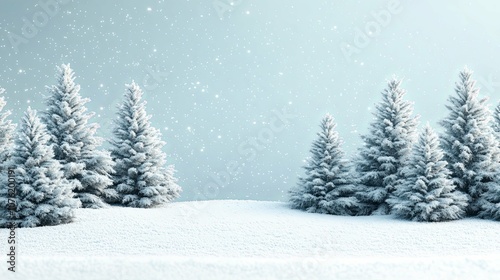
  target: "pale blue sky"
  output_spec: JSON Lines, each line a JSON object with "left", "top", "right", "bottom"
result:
{"left": 1, "top": 0, "right": 499, "bottom": 201}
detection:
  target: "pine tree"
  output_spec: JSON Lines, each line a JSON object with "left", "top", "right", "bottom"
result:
{"left": 440, "top": 68, "right": 500, "bottom": 215}
{"left": 109, "top": 82, "right": 181, "bottom": 208}
{"left": 493, "top": 103, "right": 500, "bottom": 136}
{"left": 0, "top": 108, "right": 80, "bottom": 228}
{"left": 478, "top": 181, "right": 500, "bottom": 220}
{"left": 387, "top": 125, "right": 468, "bottom": 222}
{"left": 289, "top": 114, "right": 359, "bottom": 215}
{"left": 354, "top": 79, "right": 418, "bottom": 215}
{"left": 164, "top": 164, "right": 181, "bottom": 196}
{"left": 43, "top": 64, "right": 115, "bottom": 209}
{"left": 477, "top": 104, "right": 500, "bottom": 221}
{"left": 0, "top": 88, "right": 16, "bottom": 172}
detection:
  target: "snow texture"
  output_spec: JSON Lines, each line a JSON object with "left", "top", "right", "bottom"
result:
{"left": 387, "top": 125, "right": 468, "bottom": 222}
{"left": 109, "top": 82, "right": 181, "bottom": 208}
{"left": 0, "top": 108, "right": 80, "bottom": 228}
{"left": 289, "top": 114, "right": 359, "bottom": 215}
{"left": 355, "top": 79, "right": 418, "bottom": 215}
{"left": 0, "top": 200, "right": 499, "bottom": 279}
{"left": 440, "top": 68, "right": 500, "bottom": 216}
{"left": 43, "top": 64, "right": 115, "bottom": 209}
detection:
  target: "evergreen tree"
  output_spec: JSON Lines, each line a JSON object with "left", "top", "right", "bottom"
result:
{"left": 0, "top": 88, "right": 16, "bottom": 171}
{"left": 109, "top": 82, "right": 181, "bottom": 208}
{"left": 478, "top": 180, "right": 500, "bottom": 221}
{"left": 477, "top": 103, "right": 500, "bottom": 221}
{"left": 0, "top": 108, "right": 80, "bottom": 228}
{"left": 43, "top": 64, "right": 115, "bottom": 209}
{"left": 289, "top": 114, "right": 359, "bottom": 215}
{"left": 387, "top": 125, "right": 468, "bottom": 222}
{"left": 440, "top": 68, "right": 500, "bottom": 215}
{"left": 355, "top": 79, "right": 418, "bottom": 215}
{"left": 164, "top": 164, "right": 181, "bottom": 196}
{"left": 493, "top": 103, "right": 500, "bottom": 136}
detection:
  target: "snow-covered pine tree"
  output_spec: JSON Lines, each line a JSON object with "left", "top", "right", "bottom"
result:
{"left": 387, "top": 124, "right": 468, "bottom": 222}
{"left": 289, "top": 114, "right": 359, "bottom": 215}
{"left": 164, "top": 164, "right": 181, "bottom": 196}
{"left": 478, "top": 178, "right": 500, "bottom": 220}
{"left": 43, "top": 64, "right": 115, "bottom": 209}
{"left": 493, "top": 103, "right": 500, "bottom": 136}
{"left": 0, "top": 108, "right": 80, "bottom": 228}
{"left": 440, "top": 68, "right": 500, "bottom": 215}
{"left": 354, "top": 79, "right": 418, "bottom": 215}
{"left": 0, "top": 88, "right": 16, "bottom": 172}
{"left": 109, "top": 82, "right": 181, "bottom": 208}
{"left": 477, "top": 102, "right": 500, "bottom": 221}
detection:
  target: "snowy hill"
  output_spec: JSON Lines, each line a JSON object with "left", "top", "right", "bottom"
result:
{"left": 1, "top": 200, "right": 500, "bottom": 280}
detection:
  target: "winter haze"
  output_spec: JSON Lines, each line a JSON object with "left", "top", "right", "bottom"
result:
{"left": 1, "top": 0, "right": 499, "bottom": 201}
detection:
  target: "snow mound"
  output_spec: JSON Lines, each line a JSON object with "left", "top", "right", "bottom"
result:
{"left": 1, "top": 200, "right": 500, "bottom": 280}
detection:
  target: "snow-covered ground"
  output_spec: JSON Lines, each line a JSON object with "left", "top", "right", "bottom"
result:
{"left": 1, "top": 200, "right": 500, "bottom": 280}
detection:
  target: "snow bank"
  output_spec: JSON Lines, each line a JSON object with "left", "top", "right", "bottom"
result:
{"left": 1, "top": 200, "right": 499, "bottom": 279}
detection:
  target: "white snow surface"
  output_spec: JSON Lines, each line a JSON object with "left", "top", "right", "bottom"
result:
{"left": 1, "top": 200, "right": 500, "bottom": 280}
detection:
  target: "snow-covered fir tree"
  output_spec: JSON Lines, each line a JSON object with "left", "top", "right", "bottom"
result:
{"left": 164, "top": 164, "right": 181, "bottom": 196}
{"left": 493, "top": 103, "right": 500, "bottom": 136}
{"left": 289, "top": 114, "right": 359, "bottom": 215}
{"left": 354, "top": 79, "right": 418, "bottom": 215}
{"left": 0, "top": 108, "right": 80, "bottom": 228}
{"left": 477, "top": 104, "right": 500, "bottom": 221}
{"left": 387, "top": 124, "right": 468, "bottom": 222}
{"left": 478, "top": 177, "right": 500, "bottom": 220}
{"left": 440, "top": 68, "right": 500, "bottom": 215}
{"left": 43, "top": 64, "right": 115, "bottom": 209}
{"left": 109, "top": 82, "right": 181, "bottom": 208}
{"left": 0, "top": 88, "right": 16, "bottom": 172}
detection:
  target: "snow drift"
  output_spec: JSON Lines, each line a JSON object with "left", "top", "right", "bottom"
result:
{"left": 1, "top": 200, "right": 499, "bottom": 280}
